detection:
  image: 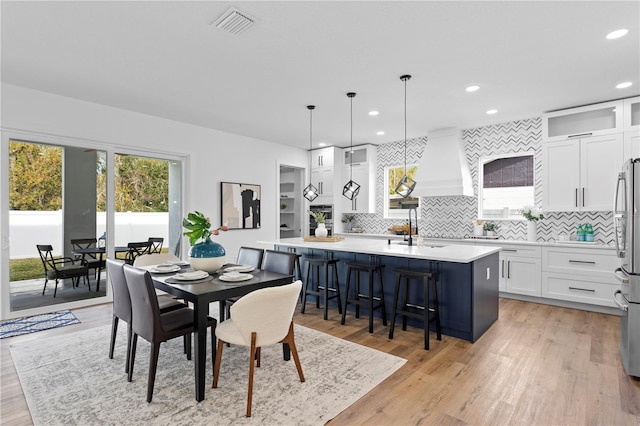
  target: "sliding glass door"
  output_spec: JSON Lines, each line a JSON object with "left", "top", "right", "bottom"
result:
{"left": 2, "top": 133, "right": 184, "bottom": 317}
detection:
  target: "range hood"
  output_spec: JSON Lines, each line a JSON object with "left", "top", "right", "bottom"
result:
{"left": 412, "top": 127, "right": 474, "bottom": 197}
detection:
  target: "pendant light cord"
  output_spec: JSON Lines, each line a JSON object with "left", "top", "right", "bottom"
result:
{"left": 404, "top": 76, "right": 408, "bottom": 174}
{"left": 350, "top": 95, "right": 353, "bottom": 181}
{"left": 308, "top": 105, "right": 314, "bottom": 183}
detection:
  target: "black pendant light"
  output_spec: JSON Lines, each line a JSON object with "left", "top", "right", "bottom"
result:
{"left": 303, "top": 105, "right": 319, "bottom": 202}
{"left": 394, "top": 74, "right": 416, "bottom": 198}
{"left": 342, "top": 92, "right": 361, "bottom": 200}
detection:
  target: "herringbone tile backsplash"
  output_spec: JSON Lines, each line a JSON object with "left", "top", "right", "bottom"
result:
{"left": 351, "top": 117, "right": 614, "bottom": 245}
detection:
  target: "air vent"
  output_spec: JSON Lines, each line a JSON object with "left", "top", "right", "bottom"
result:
{"left": 213, "top": 7, "right": 255, "bottom": 35}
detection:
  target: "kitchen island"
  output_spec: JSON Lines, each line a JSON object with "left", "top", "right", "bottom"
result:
{"left": 264, "top": 237, "right": 501, "bottom": 343}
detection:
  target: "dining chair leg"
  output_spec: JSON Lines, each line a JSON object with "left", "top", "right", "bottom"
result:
{"left": 128, "top": 334, "right": 138, "bottom": 382}
{"left": 125, "top": 323, "right": 132, "bottom": 374}
{"left": 281, "top": 322, "right": 305, "bottom": 382}
{"left": 247, "top": 332, "right": 257, "bottom": 417}
{"left": 147, "top": 343, "right": 161, "bottom": 403}
{"left": 212, "top": 339, "right": 225, "bottom": 388}
{"left": 109, "top": 316, "right": 119, "bottom": 359}
{"left": 185, "top": 334, "right": 192, "bottom": 360}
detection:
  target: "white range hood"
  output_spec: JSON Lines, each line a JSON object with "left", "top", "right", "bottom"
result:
{"left": 412, "top": 127, "right": 474, "bottom": 197}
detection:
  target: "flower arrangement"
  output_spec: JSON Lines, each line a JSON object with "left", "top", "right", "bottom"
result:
{"left": 483, "top": 222, "right": 498, "bottom": 232}
{"left": 521, "top": 205, "right": 544, "bottom": 222}
{"left": 308, "top": 210, "right": 326, "bottom": 224}
{"left": 182, "top": 211, "right": 228, "bottom": 246}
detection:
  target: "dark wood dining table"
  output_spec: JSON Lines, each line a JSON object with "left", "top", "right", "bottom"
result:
{"left": 72, "top": 246, "right": 132, "bottom": 291}
{"left": 151, "top": 266, "right": 294, "bottom": 402}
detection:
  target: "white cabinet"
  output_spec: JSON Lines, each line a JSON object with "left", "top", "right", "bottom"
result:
{"left": 341, "top": 145, "right": 376, "bottom": 214}
{"left": 542, "top": 247, "right": 618, "bottom": 307}
{"left": 623, "top": 96, "right": 640, "bottom": 132}
{"left": 310, "top": 147, "right": 341, "bottom": 205}
{"left": 543, "top": 133, "right": 624, "bottom": 211}
{"left": 625, "top": 131, "right": 640, "bottom": 160}
{"left": 542, "top": 100, "right": 622, "bottom": 142}
{"left": 279, "top": 168, "right": 303, "bottom": 238}
{"left": 498, "top": 244, "right": 542, "bottom": 296}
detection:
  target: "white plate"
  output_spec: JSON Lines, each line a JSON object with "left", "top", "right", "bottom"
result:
{"left": 149, "top": 265, "right": 181, "bottom": 273}
{"left": 224, "top": 265, "right": 255, "bottom": 273}
{"left": 172, "top": 271, "right": 210, "bottom": 281}
{"left": 167, "top": 260, "right": 190, "bottom": 266}
{"left": 219, "top": 273, "right": 253, "bottom": 282}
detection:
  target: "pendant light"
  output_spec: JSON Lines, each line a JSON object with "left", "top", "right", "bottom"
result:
{"left": 342, "top": 92, "right": 361, "bottom": 200}
{"left": 394, "top": 74, "right": 416, "bottom": 198}
{"left": 303, "top": 105, "right": 319, "bottom": 202}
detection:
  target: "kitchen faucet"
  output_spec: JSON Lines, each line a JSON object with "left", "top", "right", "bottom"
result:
{"left": 407, "top": 206, "right": 418, "bottom": 246}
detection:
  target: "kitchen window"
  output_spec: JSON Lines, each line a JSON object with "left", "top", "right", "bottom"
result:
{"left": 478, "top": 152, "right": 534, "bottom": 220}
{"left": 384, "top": 164, "right": 421, "bottom": 219}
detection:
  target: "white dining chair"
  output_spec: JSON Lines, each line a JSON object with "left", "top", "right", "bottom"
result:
{"left": 133, "top": 253, "right": 181, "bottom": 267}
{"left": 212, "top": 280, "right": 305, "bottom": 417}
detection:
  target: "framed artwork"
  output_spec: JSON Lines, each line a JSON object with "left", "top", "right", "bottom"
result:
{"left": 220, "top": 182, "right": 261, "bottom": 229}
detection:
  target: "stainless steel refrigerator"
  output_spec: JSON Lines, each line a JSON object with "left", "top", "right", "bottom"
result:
{"left": 613, "top": 157, "right": 640, "bottom": 377}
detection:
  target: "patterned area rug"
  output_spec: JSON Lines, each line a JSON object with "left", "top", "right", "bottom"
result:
{"left": 0, "top": 311, "right": 80, "bottom": 339}
{"left": 10, "top": 323, "right": 406, "bottom": 425}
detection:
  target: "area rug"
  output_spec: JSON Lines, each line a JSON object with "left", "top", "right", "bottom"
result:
{"left": 10, "top": 323, "right": 406, "bottom": 425}
{"left": 0, "top": 310, "right": 80, "bottom": 339}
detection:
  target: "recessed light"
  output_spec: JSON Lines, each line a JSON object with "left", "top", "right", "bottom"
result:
{"left": 369, "top": 111, "right": 379, "bottom": 116}
{"left": 616, "top": 82, "right": 633, "bottom": 89}
{"left": 318, "top": 142, "right": 327, "bottom": 147}
{"left": 376, "top": 131, "right": 385, "bottom": 136}
{"left": 466, "top": 85, "right": 480, "bottom": 92}
{"left": 486, "top": 109, "right": 498, "bottom": 115}
{"left": 606, "top": 29, "right": 628, "bottom": 40}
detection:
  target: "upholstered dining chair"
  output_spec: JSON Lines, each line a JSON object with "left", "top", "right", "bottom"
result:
{"left": 106, "top": 259, "right": 188, "bottom": 374}
{"left": 132, "top": 253, "right": 181, "bottom": 267}
{"left": 123, "top": 264, "right": 217, "bottom": 403}
{"left": 212, "top": 280, "right": 305, "bottom": 417}
{"left": 220, "top": 247, "right": 265, "bottom": 321}
{"left": 37, "top": 244, "right": 89, "bottom": 297}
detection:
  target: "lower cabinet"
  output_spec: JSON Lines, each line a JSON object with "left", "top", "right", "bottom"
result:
{"left": 499, "top": 244, "right": 542, "bottom": 297}
{"left": 541, "top": 246, "right": 618, "bottom": 308}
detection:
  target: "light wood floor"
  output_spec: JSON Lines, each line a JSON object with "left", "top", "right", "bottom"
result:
{"left": 2, "top": 298, "right": 639, "bottom": 425}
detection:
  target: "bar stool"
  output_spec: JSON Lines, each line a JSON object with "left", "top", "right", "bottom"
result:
{"left": 389, "top": 265, "right": 442, "bottom": 350}
{"left": 341, "top": 258, "right": 387, "bottom": 333}
{"left": 285, "top": 247, "right": 303, "bottom": 282}
{"left": 301, "top": 255, "right": 342, "bottom": 320}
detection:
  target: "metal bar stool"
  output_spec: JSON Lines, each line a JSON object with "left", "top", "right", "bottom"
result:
{"left": 341, "top": 256, "right": 387, "bottom": 333}
{"left": 389, "top": 264, "right": 442, "bottom": 350}
{"left": 301, "top": 254, "right": 342, "bottom": 320}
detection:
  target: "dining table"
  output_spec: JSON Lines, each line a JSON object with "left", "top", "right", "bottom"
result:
{"left": 151, "top": 264, "right": 294, "bottom": 402}
{"left": 72, "top": 246, "right": 133, "bottom": 291}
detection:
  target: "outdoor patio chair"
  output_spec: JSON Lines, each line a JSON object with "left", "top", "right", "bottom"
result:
{"left": 36, "top": 244, "right": 89, "bottom": 297}
{"left": 124, "top": 241, "right": 151, "bottom": 265}
{"left": 71, "top": 237, "right": 105, "bottom": 280}
{"left": 147, "top": 237, "right": 164, "bottom": 254}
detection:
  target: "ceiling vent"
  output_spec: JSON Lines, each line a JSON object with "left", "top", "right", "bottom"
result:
{"left": 213, "top": 7, "right": 255, "bottom": 35}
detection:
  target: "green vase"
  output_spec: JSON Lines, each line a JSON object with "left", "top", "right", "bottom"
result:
{"left": 188, "top": 238, "right": 226, "bottom": 273}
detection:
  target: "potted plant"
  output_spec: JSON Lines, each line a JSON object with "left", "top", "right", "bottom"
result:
{"left": 483, "top": 222, "right": 498, "bottom": 237}
{"left": 182, "top": 210, "right": 228, "bottom": 272}
{"left": 521, "top": 205, "right": 544, "bottom": 242}
{"left": 280, "top": 202, "right": 287, "bottom": 210}
{"left": 308, "top": 210, "right": 328, "bottom": 237}
{"left": 342, "top": 214, "right": 356, "bottom": 231}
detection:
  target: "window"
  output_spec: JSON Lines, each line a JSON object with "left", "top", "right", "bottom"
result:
{"left": 478, "top": 152, "right": 534, "bottom": 220}
{"left": 384, "top": 164, "right": 420, "bottom": 219}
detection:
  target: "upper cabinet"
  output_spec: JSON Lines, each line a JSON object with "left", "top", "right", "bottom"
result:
{"left": 623, "top": 96, "right": 640, "bottom": 132}
{"left": 542, "top": 100, "right": 623, "bottom": 142}
{"left": 309, "top": 146, "right": 341, "bottom": 205}
{"left": 341, "top": 144, "right": 377, "bottom": 214}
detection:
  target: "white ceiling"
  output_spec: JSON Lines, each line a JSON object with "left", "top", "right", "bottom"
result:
{"left": 1, "top": 1, "right": 639, "bottom": 150}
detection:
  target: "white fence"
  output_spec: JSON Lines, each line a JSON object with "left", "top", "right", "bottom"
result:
{"left": 9, "top": 211, "right": 169, "bottom": 258}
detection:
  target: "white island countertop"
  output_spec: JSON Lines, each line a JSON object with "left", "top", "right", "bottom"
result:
{"left": 261, "top": 237, "right": 501, "bottom": 264}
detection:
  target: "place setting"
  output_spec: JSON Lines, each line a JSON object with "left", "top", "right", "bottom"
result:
{"left": 165, "top": 270, "right": 213, "bottom": 284}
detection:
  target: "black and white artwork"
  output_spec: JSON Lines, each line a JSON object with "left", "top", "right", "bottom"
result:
{"left": 220, "top": 182, "right": 261, "bottom": 229}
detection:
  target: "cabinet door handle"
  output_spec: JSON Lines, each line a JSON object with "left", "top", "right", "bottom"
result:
{"left": 501, "top": 260, "right": 505, "bottom": 278}
{"left": 575, "top": 188, "right": 578, "bottom": 207}
{"left": 582, "top": 187, "right": 585, "bottom": 207}
{"left": 507, "top": 260, "right": 511, "bottom": 279}
{"left": 502, "top": 249, "right": 517, "bottom": 252}
{"left": 568, "top": 260, "right": 596, "bottom": 264}
{"left": 568, "top": 132, "right": 593, "bottom": 138}
{"left": 569, "top": 286, "right": 595, "bottom": 293}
